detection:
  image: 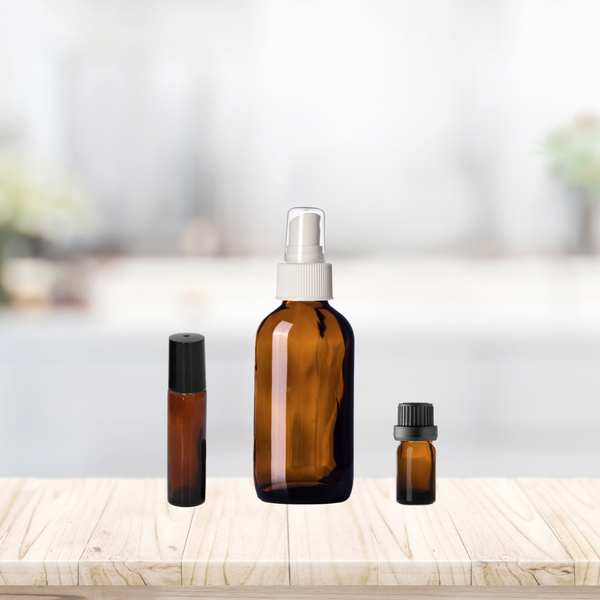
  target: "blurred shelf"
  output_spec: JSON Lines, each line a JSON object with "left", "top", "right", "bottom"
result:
{"left": 6, "top": 256, "right": 600, "bottom": 342}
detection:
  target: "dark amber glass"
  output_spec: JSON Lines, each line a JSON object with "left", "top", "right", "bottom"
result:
{"left": 254, "top": 301, "right": 354, "bottom": 504}
{"left": 168, "top": 390, "right": 206, "bottom": 507}
{"left": 397, "top": 441, "right": 435, "bottom": 505}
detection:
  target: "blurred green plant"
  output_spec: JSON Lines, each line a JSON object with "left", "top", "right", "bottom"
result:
{"left": 543, "top": 114, "right": 600, "bottom": 254}
{"left": 0, "top": 151, "right": 90, "bottom": 303}
{"left": 543, "top": 114, "right": 600, "bottom": 197}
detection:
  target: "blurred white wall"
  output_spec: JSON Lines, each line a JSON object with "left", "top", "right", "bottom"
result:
{"left": 1, "top": 1, "right": 600, "bottom": 480}
{"left": 0, "top": 0, "right": 599, "bottom": 255}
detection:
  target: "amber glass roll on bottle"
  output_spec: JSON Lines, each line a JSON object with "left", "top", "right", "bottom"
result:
{"left": 254, "top": 208, "right": 354, "bottom": 504}
{"left": 168, "top": 333, "right": 206, "bottom": 507}
{"left": 394, "top": 403, "right": 437, "bottom": 505}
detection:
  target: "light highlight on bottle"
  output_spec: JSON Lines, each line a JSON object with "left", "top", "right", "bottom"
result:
{"left": 270, "top": 320, "right": 293, "bottom": 489}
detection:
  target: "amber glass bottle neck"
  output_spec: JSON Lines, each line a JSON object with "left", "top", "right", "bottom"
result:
{"left": 400, "top": 440, "right": 434, "bottom": 445}
{"left": 280, "top": 300, "right": 331, "bottom": 308}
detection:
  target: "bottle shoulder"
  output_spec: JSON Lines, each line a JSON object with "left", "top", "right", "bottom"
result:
{"left": 325, "top": 303, "right": 354, "bottom": 338}
{"left": 256, "top": 301, "right": 354, "bottom": 341}
{"left": 255, "top": 303, "right": 288, "bottom": 336}
{"left": 397, "top": 441, "right": 436, "bottom": 460}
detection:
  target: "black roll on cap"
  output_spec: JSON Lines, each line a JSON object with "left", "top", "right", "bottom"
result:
{"left": 169, "top": 333, "right": 206, "bottom": 393}
{"left": 394, "top": 402, "right": 438, "bottom": 442}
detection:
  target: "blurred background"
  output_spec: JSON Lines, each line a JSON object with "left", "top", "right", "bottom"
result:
{"left": 1, "top": 0, "right": 600, "bottom": 479}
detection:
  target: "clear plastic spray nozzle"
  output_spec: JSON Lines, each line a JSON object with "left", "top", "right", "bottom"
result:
{"left": 284, "top": 207, "right": 325, "bottom": 264}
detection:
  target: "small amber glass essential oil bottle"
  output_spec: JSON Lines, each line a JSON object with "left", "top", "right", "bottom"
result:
{"left": 168, "top": 333, "right": 206, "bottom": 507}
{"left": 394, "top": 403, "right": 437, "bottom": 505}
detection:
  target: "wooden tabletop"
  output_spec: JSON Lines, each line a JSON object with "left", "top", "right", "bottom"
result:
{"left": 0, "top": 478, "right": 598, "bottom": 588}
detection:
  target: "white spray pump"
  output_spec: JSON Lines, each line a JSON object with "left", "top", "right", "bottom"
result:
{"left": 276, "top": 207, "right": 333, "bottom": 301}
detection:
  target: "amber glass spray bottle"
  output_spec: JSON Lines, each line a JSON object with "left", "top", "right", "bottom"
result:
{"left": 394, "top": 402, "right": 437, "bottom": 505}
{"left": 254, "top": 207, "right": 354, "bottom": 504}
{"left": 168, "top": 333, "right": 206, "bottom": 507}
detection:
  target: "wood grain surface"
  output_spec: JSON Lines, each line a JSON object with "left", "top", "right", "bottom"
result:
{"left": 1, "top": 585, "right": 600, "bottom": 598}
{"left": 440, "top": 479, "right": 574, "bottom": 586}
{"left": 182, "top": 478, "right": 288, "bottom": 585}
{"left": 361, "top": 479, "right": 471, "bottom": 585}
{"left": 0, "top": 478, "right": 114, "bottom": 586}
{"left": 288, "top": 480, "right": 379, "bottom": 585}
{"left": 0, "top": 478, "right": 596, "bottom": 588}
{"left": 79, "top": 479, "right": 194, "bottom": 585}
{"left": 519, "top": 479, "right": 600, "bottom": 586}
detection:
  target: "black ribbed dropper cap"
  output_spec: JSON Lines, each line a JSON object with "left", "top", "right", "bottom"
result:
{"left": 169, "top": 333, "right": 206, "bottom": 393}
{"left": 394, "top": 402, "right": 438, "bottom": 441}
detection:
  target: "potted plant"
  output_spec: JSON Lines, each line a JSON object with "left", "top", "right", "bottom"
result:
{"left": 543, "top": 114, "right": 600, "bottom": 254}
{"left": 0, "top": 152, "right": 89, "bottom": 304}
